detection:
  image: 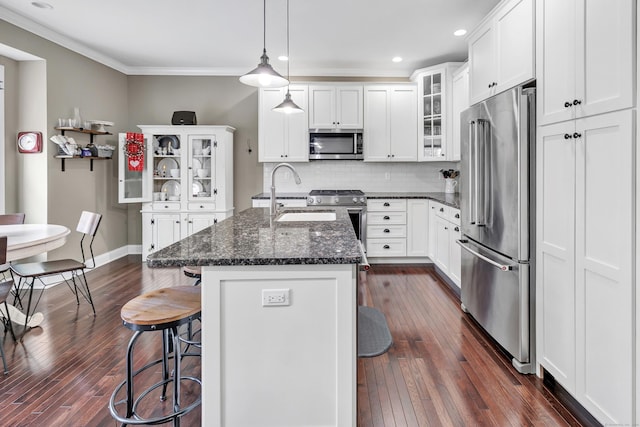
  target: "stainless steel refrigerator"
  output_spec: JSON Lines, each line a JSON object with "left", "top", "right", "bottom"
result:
{"left": 458, "top": 85, "right": 535, "bottom": 374}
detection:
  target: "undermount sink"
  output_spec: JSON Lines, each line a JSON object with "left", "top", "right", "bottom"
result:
{"left": 276, "top": 212, "right": 336, "bottom": 222}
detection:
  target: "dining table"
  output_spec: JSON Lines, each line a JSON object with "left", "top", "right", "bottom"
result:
{"left": 0, "top": 223, "right": 71, "bottom": 328}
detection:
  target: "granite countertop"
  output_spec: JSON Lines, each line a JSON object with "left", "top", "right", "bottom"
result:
{"left": 252, "top": 192, "right": 460, "bottom": 208}
{"left": 252, "top": 192, "right": 309, "bottom": 200}
{"left": 146, "top": 207, "right": 363, "bottom": 268}
{"left": 366, "top": 192, "right": 460, "bottom": 209}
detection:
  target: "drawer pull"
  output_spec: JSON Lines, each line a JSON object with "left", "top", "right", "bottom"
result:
{"left": 383, "top": 215, "right": 390, "bottom": 220}
{"left": 439, "top": 207, "right": 444, "bottom": 212}
{"left": 383, "top": 202, "right": 390, "bottom": 207}
{"left": 383, "top": 245, "right": 390, "bottom": 249}
{"left": 454, "top": 226, "right": 459, "bottom": 232}
{"left": 383, "top": 229, "right": 390, "bottom": 233}
{"left": 455, "top": 213, "right": 460, "bottom": 219}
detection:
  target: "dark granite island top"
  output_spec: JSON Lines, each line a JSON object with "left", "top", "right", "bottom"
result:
{"left": 146, "top": 207, "right": 363, "bottom": 267}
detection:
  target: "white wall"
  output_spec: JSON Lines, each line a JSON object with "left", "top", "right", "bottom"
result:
{"left": 262, "top": 160, "right": 459, "bottom": 193}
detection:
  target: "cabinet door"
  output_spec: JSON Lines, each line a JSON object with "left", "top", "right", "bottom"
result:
{"left": 574, "top": 111, "right": 633, "bottom": 424}
{"left": 152, "top": 213, "right": 182, "bottom": 254}
{"left": 336, "top": 86, "right": 363, "bottom": 128}
{"left": 428, "top": 201, "right": 439, "bottom": 257}
{"left": 188, "top": 135, "right": 216, "bottom": 204}
{"left": 389, "top": 86, "right": 418, "bottom": 161}
{"left": 284, "top": 86, "right": 310, "bottom": 162}
{"left": 576, "top": 0, "right": 635, "bottom": 120}
{"left": 536, "top": 121, "right": 577, "bottom": 392}
{"left": 536, "top": 0, "right": 577, "bottom": 125}
{"left": 468, "top": 24, "right": 495, "bottom": 105}
{"left": 450, "top": 65, "right": 469, "bottom": 161}
{"left": 309, "top": 86, "right": 336, "bottom": 128}
{"left": 433, "top": 215, "right": 450, "bottom": 273}
{"left": 494, "top": 0, "right": 534, "bottom": 95}
{"left": 448, "top": 224, "right": 461, "bottom": 287}
{"left": 259, "top": 88, "right": 287, "bottom": 161}
{"left": 187, "top": 213, "right": 217, "bottom": 235}
{"left": 406, "top": 200, "right": 429, "bottom": 257}
{"left": 364, "top": 87, "right": 391, "bottom": 161}
{"left": 118, "top": 133, "right": 151, "bottom": 203}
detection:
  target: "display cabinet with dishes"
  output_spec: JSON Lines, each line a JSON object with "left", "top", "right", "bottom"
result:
{"left": 410, "top": 62, "right": 463, "bottom": 162}
{"left": 118, "top": 125, "right": 235, "bottom": 259}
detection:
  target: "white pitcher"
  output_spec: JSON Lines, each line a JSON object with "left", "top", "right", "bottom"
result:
{"left": 444, "top": 178, "right": 458, "bottom": 194}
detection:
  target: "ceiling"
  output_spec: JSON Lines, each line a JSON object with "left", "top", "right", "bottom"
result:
{"left": 0, "top": 0, "right": 500, "bottom": 77}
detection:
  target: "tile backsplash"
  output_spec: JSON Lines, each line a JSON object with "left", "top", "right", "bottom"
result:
{"left": 262, "top": 161, "right": 460, "bottom": 193}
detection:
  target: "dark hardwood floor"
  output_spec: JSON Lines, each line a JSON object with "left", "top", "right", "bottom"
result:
{"left": 0, "top": 257, "right": 584, "bottom": 426}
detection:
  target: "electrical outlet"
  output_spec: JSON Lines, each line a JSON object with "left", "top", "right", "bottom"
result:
{"left": 262, "top": 289, "right": 291, "bottom": 306}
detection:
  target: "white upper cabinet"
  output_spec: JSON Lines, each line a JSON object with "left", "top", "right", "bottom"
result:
{"left": 364, "top": 84, "right": 418, "bottom": 162}
{"left": 536, "top": 0, "right": 635, "bottom": 126}
{"left": 259, "top": 85, "right": 309, "bottom": 162}
{"left": 450, "top": 63, "right": 469, "bottom": 162}
{"left": 309, "top": 85, "right": 363, "bottom": 129}
{"left": 468, "top": 0, "right": 534, "bottom": 105}
{"left": 411, "top": 63, "right": 462, "bottom": 161}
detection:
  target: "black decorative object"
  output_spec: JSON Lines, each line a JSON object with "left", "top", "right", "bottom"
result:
{"left": 171, "top": 111, "right": 197, "bottom": 125}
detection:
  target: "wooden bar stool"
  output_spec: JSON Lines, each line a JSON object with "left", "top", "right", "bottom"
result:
{"left": 109, "top": 286, "right": 201, "bottom": 426}
{"left": 182, "top": 266, "right": 201, "bottom": 286}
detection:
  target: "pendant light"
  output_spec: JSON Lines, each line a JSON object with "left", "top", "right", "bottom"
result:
{"left": 273, "top": 0, "right": 304, "bottom": 114}
{"left": 239, "top": 0, "right": 289, "bottom": 88}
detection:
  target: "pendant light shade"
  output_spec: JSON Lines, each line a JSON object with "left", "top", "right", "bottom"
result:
{"left": 273, "top": 91, "right": 304, "bottom": 114}
{"left": 273, "top": 0, "right": 304, "bottom": 114}
{"left": 240, "top": 0, "right": 288, "bottom": 88}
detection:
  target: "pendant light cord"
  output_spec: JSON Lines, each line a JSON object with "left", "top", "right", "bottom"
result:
{"left": 262, "top": 0, "right": 266, "bottom": 51}
{"left": 286, "top": 0, "right": 290, "bottom": 87}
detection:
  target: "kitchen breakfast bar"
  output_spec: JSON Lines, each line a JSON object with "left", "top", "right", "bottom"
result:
{"left": 146, "top": 207, "right": 363, "bottom": 426}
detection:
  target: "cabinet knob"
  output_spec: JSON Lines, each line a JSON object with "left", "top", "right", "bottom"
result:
{"left": 383, "top": 229, "right": 390, "bottom": 233}
{"left": 383, "top": 202, "right": 390, "bottom": 207}
{"left": 564, "top": 133, "right": 573, "bottom": 140}
{"left": 573, "top": 132, "right": 582, "bottom": 139}
{"left": 444, "top": 226, "right": 448, "bottom": 230}
{"left": 175, "top": 220, "right": 180, "bottom": 224}
{"left": 573, "top": 99, "right": 582, "bottom": 106}
{"left": 455, "top": 213, "right": 460, "bottom": 219}
{"left": 564, "top": 101, "right": 572, "bottom": 108}
{"left": 200, "top": 205, "right": 204, "bottom": 208}
{"left": 391, "top": 154, "right": 395, "bottom": 157}
{"left": 439, "top": 207, "right": 444, "bottom": 212}
{"left": 488, "top": 83, "right": 492, "bottom": 89}
{"left": 383, "top": 245, "right": 390, "bottom": 249}
{"left": 383, "top": 215, "right": 390, "bottom": 220}
{"left": 454, "top": 226, "right": 459, "bottom": 232}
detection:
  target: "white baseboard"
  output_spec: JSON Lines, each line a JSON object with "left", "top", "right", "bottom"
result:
{"left": 25, "top": 244, "right": 141, "bottom": 289}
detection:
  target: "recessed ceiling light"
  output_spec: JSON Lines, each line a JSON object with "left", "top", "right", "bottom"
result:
{"left": 278, "top": 55, "right": 289, "bottom": 61}
{"left": 31, "top": 1, "right": 53, "bottom": 9}
{"left": 453, "top": 29, "right": 467, "bottom": 37}
{"left": 392, "top": 57, "right": 403, "bottom": 63}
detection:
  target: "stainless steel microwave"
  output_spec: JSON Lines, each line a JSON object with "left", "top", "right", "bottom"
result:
{"left": 309, "top": 131, "right": 363, "bottom": 160}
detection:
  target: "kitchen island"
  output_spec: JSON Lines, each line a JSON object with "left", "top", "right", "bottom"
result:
{"left": 147, "top": 207, "right": 362, "bottom": 427}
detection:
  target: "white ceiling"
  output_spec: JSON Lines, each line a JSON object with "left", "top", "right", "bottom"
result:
{"left": 0, "top": 0, "right": 500, "bottom": 77}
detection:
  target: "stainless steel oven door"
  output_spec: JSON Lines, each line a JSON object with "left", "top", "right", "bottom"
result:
{"left": 347, "top": 207, "right": 366, "bottom": 248}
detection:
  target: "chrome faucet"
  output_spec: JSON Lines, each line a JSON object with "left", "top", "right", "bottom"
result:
{"left": 270, "top": 163, "right": 302, "bottom": 216}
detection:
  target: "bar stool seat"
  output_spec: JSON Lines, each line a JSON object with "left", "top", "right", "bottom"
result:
{"left": 182, "top": 266, "right": 201, "bottom": 286}
{"left": 109, "top": 286, "right": 201, "bottom": 426}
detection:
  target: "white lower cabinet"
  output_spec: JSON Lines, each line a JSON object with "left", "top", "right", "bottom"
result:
{"left": 430, "top": 200, "right": 461, "bottom": 288}
{"left": 537, "top": 109, "right": 634, "bottom": 425}
{"left": 406, "top": 200, "right": 429, "bottom": 256}
{"left": 366, "top": 199, "right": 407, "bottom": 257}
{"left": 143, "top": 211, "right": 226, "bottom": 257}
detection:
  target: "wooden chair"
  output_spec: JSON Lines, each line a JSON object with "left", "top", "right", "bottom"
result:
{"left": 0, "top": 213, "right": 25, "bottom": 280}
{"left": 10, "top": 211, "right": 102, "bottom": 330}
{"left": 0, "top": 236, "right": 17, "bottom": 374}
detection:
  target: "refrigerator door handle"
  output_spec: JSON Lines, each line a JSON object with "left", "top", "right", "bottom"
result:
{"left": 468, "top": 120, "right": 477, "bottom": 224}
{"left": 457, "top": 239, "right": 514, "bottom": 271}
{"left": 476, "top": 119, "right": 487, "bottom": 226}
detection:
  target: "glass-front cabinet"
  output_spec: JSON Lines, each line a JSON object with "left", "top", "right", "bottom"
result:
{"left": 118, "top": 125, "right": 235, "bottom": 259}
{"left": 410, "top": 62, "right": 463, "bottom": 162}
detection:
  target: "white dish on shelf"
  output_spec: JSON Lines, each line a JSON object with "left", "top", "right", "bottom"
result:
{"left": 192, "top": 181, "right": 204, "bottom": 195}
{"left": 157, "top": 158, "right": 178, "bottom": 176}
{"left": 161, "top": 180, "right": 181, "bottom": 197}
{"left": 87, "top": 120, "right": 114, "bottom": 133}
{"left": 192, "top": 158, "right": 202, "bottom": 170}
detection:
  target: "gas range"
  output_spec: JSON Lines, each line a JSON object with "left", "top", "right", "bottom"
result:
{"left": 307, "top": 189, "right": 366, "bottom": 206}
